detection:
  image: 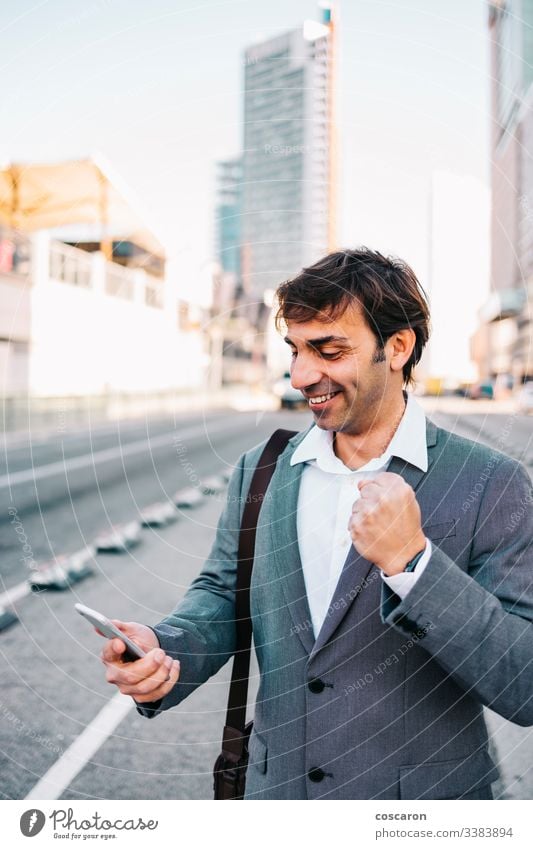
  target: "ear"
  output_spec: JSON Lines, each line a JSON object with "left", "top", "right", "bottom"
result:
{"left": 387, "top": 329, "right": 416, "bottom": 374}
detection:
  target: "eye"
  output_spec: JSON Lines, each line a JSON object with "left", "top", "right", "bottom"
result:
{"left": 320, "top": 351, "right": 342, "bottom": 360}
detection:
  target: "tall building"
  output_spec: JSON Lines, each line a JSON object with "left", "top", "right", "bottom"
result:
{"left": 215, "top": 158, "right": 242, "bottom": 280}
{"left": 479, "top": 0, "right": 533, "bottom": 384}
{"left": 213, "top": 157, "right": 243, "bottom": 314}
{"left": 241, "top": 4, "right": 337, "bottom": 325}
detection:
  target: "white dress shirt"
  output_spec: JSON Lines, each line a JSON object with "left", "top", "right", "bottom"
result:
{"left": 290, "top": 393, "right": 432, "bottom": 639}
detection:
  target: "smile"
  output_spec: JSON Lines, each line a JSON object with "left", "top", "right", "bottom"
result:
{"left": 308, "top": 391, "right": 341, "bottom": 406}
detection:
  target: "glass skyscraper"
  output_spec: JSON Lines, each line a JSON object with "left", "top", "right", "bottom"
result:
{"left": 480, "top": 0, "right": 533, "bottom": 383}
{"left": 240, "top": 5, "right": 337, "bottom": 325}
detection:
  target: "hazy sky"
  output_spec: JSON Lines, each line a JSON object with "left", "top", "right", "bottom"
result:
{"left": 0, "top": 0, "right": 490, "bottom": 300}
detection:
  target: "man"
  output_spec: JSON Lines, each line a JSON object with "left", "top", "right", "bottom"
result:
{"left": 101, "top": 249, "right": 533, "bottom": 800}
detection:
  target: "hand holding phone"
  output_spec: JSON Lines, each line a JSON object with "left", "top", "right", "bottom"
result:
{"left": 75, "top": 603, "right": 181, "bottom": 703}
{"left": 75, "top": 603, "right": 147, "bottom": 661}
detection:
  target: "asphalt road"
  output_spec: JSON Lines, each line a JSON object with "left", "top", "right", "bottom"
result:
{"left": 0, "top": 402, "right": 531, "bottom": 800}
{"left": 0, "top": 409, "right": 287, "bottom": 591}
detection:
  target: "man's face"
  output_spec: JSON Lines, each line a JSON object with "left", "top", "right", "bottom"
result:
{"left": 284, "top": 304, "right": 395, "bottom": 434}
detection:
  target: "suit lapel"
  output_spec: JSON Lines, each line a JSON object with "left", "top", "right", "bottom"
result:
{"left": 309, "top": 418, "right": 439, "bottom": 658}
{"left": 310, "top": 546, "right": 376, "bottom": 660}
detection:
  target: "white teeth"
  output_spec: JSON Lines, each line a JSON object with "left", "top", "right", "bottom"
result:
{"left": 309, "top": 392, "right": 337, "bottom": 405}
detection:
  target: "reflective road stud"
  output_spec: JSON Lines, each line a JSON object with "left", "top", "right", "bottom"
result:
{"left": 66, "top": 546, "right": 95, "bottom": 582}
{"left": 140, "top": 502, "right": 178, "bottom": 527}
{"left": 28, "top": 555, "right": 72, "bottom": 591}
{"left": 172, "top": 487, "right": 204, "bottom": 508}
{"left": 27, "top": 547, "right": 95, "bottom": 592}
{"left": 94, "top": 521, "right": 141, "bottom": 553}
{"left": 0, "top": 605, "right": 19, "bottom": 632}
{"left": 201, "top": 475, "right": 226, "bottom": 495}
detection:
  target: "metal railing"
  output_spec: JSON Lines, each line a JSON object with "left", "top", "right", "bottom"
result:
{"left": 105, "top": 261, "right": 135, "bottom": 300}
{"left": 7, "top": 234, "right": 162, "bottom": 306}
{"left": 145, "top": 279, "right": 164, "bottom": 308}
{"left": 49, "top": 241, "right": 92, "bottom": 288}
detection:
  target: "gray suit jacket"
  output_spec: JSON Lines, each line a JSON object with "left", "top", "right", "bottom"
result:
{"left": 138, "top": 419, "right": 533, "bottom": 799}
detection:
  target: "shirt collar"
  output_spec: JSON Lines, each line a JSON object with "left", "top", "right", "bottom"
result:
{"left": 290, "top": 393, "right": 428, "bottom": 474}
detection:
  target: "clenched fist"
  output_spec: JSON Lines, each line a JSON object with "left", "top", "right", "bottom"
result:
{"left": 347, "top": 472, "right": 426, "bottom": 576}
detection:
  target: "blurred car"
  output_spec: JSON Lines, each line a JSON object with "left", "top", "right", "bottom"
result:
{"left": 465, "top": 382, "right": 494, "bottom": 400}
{"left": 272, "top": 372, "right": 306, "bottom": 410}
{"left": 517, "top": 381, "right": 533, "bottom": 414}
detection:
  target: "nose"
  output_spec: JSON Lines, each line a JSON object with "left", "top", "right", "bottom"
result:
{"left": 290, "top": 354, "right": 324, "bottom": 391}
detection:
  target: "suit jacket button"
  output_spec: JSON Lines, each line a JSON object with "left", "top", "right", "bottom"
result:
{"left": 308, "top": 767, "right": 326, "bottom": 782}
{"left": 308, "top": 678, "right": 326, "bottom": 693}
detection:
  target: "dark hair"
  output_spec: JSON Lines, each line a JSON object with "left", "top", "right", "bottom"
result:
{"left": 275, "top": 248, "right": 431, "bottom": 386}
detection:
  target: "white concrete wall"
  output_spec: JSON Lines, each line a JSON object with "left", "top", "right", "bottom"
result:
{"left": 27, "top": 233, "right": 205, "bottom": 397}
{"left": 0, "top": 243, "right": 32, "bottom": 395}
{"left": 0, "top": 274, "right": 31, "bottom": 344}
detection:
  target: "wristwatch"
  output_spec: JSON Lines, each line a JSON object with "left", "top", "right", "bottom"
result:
{"left": 404, "top": 547, "right": 426, "bottom": 573}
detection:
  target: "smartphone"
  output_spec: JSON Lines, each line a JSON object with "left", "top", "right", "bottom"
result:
{"left": 75, "top": 603, "right": 146, "bottom": 662}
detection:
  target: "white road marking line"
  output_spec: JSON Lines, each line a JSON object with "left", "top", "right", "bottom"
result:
{"left": 0, "top": 581, "right": 30, "bottom": 608}
{"left": 25, "top": 691, "right": 134, "bottom": 800}
{"left": 0, "top": 416, "right": 241, "bottom": 489}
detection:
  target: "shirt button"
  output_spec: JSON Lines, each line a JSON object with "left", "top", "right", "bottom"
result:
{"left": 308, "top": 767, "right": 326, "bottom": 782}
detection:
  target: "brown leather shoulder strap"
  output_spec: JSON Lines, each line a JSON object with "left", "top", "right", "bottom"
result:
{"left": 224, "top": 428, "right": 297, "bottom": 736}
